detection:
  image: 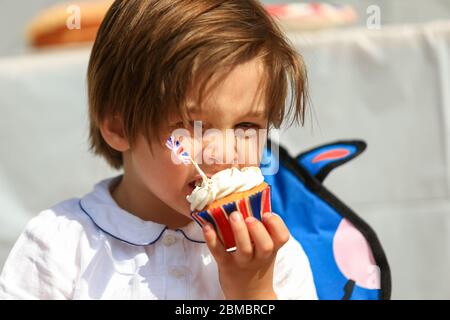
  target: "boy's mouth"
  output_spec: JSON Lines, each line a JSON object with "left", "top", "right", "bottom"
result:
{"left": 188, "top": 181, "right": 197, "bottom": 190}
{"left": 187, "top": 175, "right": 212, "bottom": 191}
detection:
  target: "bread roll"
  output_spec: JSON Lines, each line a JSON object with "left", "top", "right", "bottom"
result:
{"left": 26, "top": 0, "right": 113, "bottom": 48}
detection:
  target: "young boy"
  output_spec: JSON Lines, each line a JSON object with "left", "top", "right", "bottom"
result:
{"left": 0, "top": 0, "right": 317, "bottom": 299}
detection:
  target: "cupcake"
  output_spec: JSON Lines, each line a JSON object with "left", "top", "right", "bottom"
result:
{"left": 188, "top": 167, "right": 272, "bottom": 251}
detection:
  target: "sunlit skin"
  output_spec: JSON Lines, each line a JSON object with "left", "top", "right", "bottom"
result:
{"left": 100, "top": 57, "right": 290, "bottom": 299}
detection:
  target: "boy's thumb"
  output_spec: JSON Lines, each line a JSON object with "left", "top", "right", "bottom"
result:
{"left": 203, "top": 223, "right": 227, "bottom": 263}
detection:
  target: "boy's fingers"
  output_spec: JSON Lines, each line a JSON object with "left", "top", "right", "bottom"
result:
{"left": 229, "top": 211, "right": 253, "bottom": 264}
{"left": 203, "top": 223, "right": 228, "bottom": 264}
{"left": 262, "top": 212, "right": 290, "bottom": 250}
{"left": 245, "top": 216, "right": 274, "bottom": 260}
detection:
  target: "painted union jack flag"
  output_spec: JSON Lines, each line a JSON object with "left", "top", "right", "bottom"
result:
{"left": 191, "top": 185, "right": 272, "bottom": 251}
{"left": 166, "top": 136, "right": 191, "bottom": 164}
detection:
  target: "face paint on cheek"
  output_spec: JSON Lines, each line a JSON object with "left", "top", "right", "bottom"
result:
{"left": 165, "top": 135, "right": 210, "bottom": 185}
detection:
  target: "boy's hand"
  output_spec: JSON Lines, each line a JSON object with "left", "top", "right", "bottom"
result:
{"left": 202, "top": 211, "right": 290, "bottom": 300}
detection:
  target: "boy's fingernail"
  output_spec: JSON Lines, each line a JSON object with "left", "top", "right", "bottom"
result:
{"left": 245, "top": 216, "right": 257, "bottom": 224}
{"left": 230, "top": 212, "right": 242, "bottom": 222}
{"left": 203, "top": 224, "right": 212, "bottom": 233}
{"left": 263, "top": 212, "right": 273, "bottom": 220}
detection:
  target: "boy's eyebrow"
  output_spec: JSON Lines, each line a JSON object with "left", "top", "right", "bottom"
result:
{"left": 186, "top": 105, "right": 266, "bottom": 117}
{"left": 244, "top": 109, "right": 266, "bottom": 117}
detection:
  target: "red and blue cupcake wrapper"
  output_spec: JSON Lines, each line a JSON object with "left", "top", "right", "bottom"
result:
{"left": 190, "top": 184, "right": 272, "bottom": 251}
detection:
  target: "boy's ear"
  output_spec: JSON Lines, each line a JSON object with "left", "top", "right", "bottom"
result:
{"left": 99, "top": 116, "right": 130, "bottom": 152}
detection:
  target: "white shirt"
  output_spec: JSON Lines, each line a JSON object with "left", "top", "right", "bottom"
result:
{"left": 0, "top": 176, "right": 318, "bottom": 300}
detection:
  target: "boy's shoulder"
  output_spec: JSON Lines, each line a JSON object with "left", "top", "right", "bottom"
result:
{"left": 0, "top": 196, "right": 103, "bottom": 299}
{"left": 25, "top": 197, "right": 99, "bottom": 244}
{"left": 44, "top": 196, "right": 94, "bottom": 225}
{"left": 25, "top": 176, "right": 121, "bottom": 245}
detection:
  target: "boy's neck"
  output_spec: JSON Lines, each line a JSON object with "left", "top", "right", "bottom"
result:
{"left": 110, "top": 174, "right": 192, "bottom": 230}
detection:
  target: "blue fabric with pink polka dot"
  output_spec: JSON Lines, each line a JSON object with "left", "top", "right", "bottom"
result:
{"left": 261, "top": 140, "right": 391, "bottom": 300}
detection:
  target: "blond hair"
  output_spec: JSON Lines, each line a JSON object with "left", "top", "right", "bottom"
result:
{"left": 87, "top": 0, "right": 308, "bottom": 169}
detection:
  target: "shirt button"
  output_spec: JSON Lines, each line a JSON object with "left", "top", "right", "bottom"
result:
{"left": 162, "top": 234, "right": 177, "bottom": 246}
{"left": 169, "top": 266, "right": 185, "bottom": 278}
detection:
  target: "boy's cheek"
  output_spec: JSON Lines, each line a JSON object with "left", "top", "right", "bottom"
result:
{"left": 135, "top": 140, "right": 190, "bottom": 187}
{"left": 142, "top": 160, "right": 191, "bottom": 210}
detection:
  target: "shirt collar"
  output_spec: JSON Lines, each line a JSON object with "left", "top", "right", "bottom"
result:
{"left": 79, "top": 175, "right": 206, "bottom": 246}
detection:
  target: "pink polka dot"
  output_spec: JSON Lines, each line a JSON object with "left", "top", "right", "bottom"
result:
{"left": 333, "top": 219, "right": 380, "bottom": 289}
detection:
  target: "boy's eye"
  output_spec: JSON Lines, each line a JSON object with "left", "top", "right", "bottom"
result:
{"left": 235, "top": 122, "right": 260, "bottom": 129}
{"left": 173, "top": 121, "right": 194, "bottom": 128}
{"left": 171, "top": 121, "right": 260, "bottom": 130}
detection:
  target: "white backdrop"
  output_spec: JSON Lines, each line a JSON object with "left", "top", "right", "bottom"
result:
{"left": 0, "top": 21, "right": 449, "bottom": 299}
{"left": 1, "top": 0, "right": 450, "bottom": 57}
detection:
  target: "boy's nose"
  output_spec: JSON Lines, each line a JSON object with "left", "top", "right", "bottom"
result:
{"left": 199, "top": 130, "right": 240, "bottom": 173}
{"left": 203, "top": 144, "right": 238, "bottom": 164}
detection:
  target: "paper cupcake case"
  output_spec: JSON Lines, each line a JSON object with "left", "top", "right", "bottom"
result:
{"left": 191, "top": 184, "right": 272, "bottom": 251}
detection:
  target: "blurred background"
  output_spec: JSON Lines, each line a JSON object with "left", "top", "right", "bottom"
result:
{"left": 0, "top": 0, "right": 449, "bottom": 299}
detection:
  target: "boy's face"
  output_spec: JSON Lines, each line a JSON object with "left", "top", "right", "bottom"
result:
{"left": 127, "top": 57, "right": 269, "bottom": 217}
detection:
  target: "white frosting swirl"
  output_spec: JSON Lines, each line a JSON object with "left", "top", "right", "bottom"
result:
{"left": 186, "top": 166, "right": 264, "bottom": 211}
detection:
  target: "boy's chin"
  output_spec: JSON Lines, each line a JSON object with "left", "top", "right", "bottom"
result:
{"left": 178, "top": 211, "right": 195, "bottom": 222}
{"left": 172, "top": 201, "right": 194, "bottom": 220}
